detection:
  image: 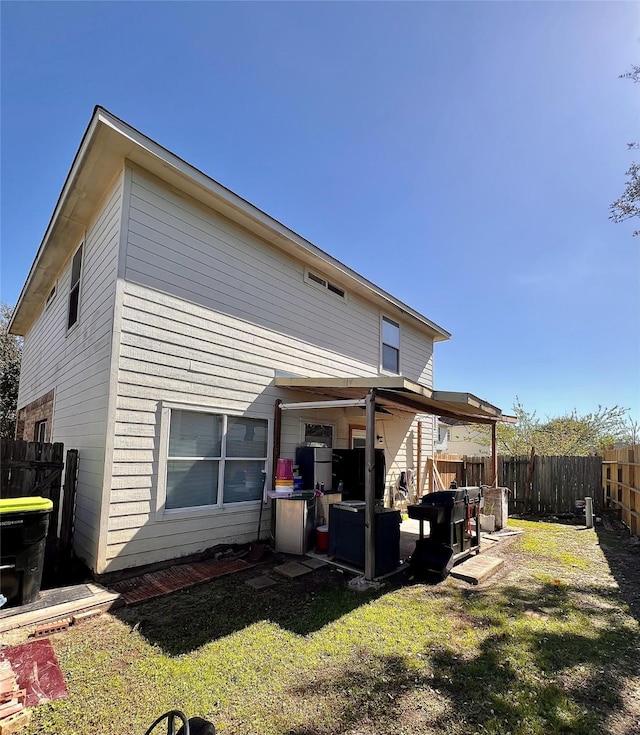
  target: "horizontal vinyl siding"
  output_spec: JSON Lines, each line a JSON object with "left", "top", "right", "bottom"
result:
{"left": 17, "top": 174, "right": 123, "bottom": 569}
{"left": 103, "top": 169, "right": 436, "bottom": 570}
{"left": 402, "top": 324, "right": 434, "bottom": 388}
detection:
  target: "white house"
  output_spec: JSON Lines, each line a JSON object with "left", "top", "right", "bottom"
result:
{"left": 10, "top": 108, "right": 506, "bottom": 575}
{"left": 434, "top": 418, "right": 491, "bottom": 456}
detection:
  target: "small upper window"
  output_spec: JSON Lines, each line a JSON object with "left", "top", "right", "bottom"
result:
{"left": 304, "top": 269, "right": 346, "bottom": 300}
{"left": 67, "top": 244, "right": 83, "bottom": 330}
{"left": 45, "top": 284, "right": 57, "bottom": 310}
{"left": 381, "top": 316, "right": 400, "bottom": 373}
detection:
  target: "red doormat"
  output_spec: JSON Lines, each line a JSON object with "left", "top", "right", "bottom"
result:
{"left": 0, "top": 639, "right": 67, "bottom": 707}
{"left": 110, "top": 557, "right": 253, "bottom": 605}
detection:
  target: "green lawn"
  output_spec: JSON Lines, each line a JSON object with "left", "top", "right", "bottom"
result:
{"left": 29, "top": 521, "right": 640, "bottom": 735}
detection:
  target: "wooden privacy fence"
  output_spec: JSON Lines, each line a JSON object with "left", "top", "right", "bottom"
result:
{"left": 429, "top": 453, "right": 603, "bottom": 515}
{"left": 602, "top": 445, "right": 640, "bottom": 536}
{"left": 0, "top": 438, "right": 79, "bottom": 583}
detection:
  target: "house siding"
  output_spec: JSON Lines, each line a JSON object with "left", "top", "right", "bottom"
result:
{"left": 103, "top": 170, "right": 435, "bottom": 570}
{"left": 16, "top": 173, "right": 124, "bottom": 569}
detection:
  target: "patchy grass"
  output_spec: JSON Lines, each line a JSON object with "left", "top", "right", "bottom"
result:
{"left": 25, "top": 520, "right": 640, "bottom": 735}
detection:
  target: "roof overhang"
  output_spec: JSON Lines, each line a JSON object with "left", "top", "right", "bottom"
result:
{"left": 10, "top": 107, "right": 452, "bottom": 343}
{"left": 274, "top": 376, "right": 514, "bottom": 424}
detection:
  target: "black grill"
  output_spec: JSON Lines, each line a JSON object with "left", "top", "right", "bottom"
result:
{"left": 407, "top": 487, "right": 482, "bottom": 579}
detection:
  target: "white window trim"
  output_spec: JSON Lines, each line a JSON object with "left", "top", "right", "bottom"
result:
{"left": 66, "top": 241, "right": 84, "bottom": 335}
{"left": 380, "top": 314, "right": 401, "bottom": 375}
{"left": 156, "top": 402, "right": 273, "bottom": 522}
{"left": 35, "top": 420, "right": 48, "bottom": 443}
{"left": 299, "top": 419, "right": 336, "bottom": 448}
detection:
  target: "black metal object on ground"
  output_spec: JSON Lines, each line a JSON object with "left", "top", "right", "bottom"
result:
{"left": 144, "top": 709, "right": 215, "bottom": 735}
{"left": 408, "top": 487, "right": 482, "bottom": 580}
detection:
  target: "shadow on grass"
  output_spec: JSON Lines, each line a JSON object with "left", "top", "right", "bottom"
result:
{"left": 595, "top": 525, "right": 640, "bottom": 625}
{"left": 115, "top": 565, "right": 389, "bottom": 655}
{"left": 282, "top": 635, "right": 623, "bottom": 735}
{"left": 283, "top": 605, "right": 638, "bottom": 735}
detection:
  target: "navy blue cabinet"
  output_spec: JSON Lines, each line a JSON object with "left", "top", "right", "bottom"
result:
{"left": 328, "top": 502, "right": 400, "bottom": 577}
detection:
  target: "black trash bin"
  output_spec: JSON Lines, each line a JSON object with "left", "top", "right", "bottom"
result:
{"left": 0, "top": 496, "right": 53, "bottom": 606}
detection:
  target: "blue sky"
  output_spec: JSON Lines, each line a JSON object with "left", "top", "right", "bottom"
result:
{"left": 1, "top": 1, "right": 638, "bottom": 422}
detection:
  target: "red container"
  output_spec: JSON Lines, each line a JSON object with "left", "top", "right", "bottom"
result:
{"left": 316, "top": 524, "right": 329, "bottom": 552}
{"left": 276, "top": 458, "right": 293, "bottom": 480}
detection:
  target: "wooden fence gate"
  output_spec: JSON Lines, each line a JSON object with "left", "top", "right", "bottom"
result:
{"left": 431, "top": 453, "right": 603, "bottom": 515}
{"left": 0, "top": 438, "right": 78, "bottom": 583}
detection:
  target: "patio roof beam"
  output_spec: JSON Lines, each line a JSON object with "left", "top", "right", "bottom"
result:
{"left": 376, "top": 390, "right": 501, "bottom": 425}
{"left": 279, "top": 399, "right": 367, "bottom": 411}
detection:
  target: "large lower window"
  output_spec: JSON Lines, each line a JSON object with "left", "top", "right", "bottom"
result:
{"left": 166, "top": 409, "right": 268, "bottom": 510}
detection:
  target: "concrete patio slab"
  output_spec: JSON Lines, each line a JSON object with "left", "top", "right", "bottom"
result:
{"left": 245, "top": 576, "right": 278, "bottom": 590}
{"left": 273, "top": 561, "right": 313, "bottom": 579}
{"left": 300, "top": 557, "right": 327, "bottom": 570}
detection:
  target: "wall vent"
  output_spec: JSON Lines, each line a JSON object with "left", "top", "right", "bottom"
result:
{"left": 305, "top": 269, "right": 347, "bottom": 300}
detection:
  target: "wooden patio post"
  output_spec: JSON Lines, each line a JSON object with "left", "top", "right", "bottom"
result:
{"left": 364, "top": 389, "right": 377, "bottom": 581}
{"left": 270, "top": 399, "right": 282, "bottom": 543}
{"left": 272, "top": 399, "right": 282, "bottom": 491}
{"left": 491, "top": 421, "right": 498, "bottom": 487}
{"left": 417, "top": 420, "right": 422, "bottom": 495}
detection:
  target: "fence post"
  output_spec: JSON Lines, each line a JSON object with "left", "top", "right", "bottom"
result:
{"left": 58, "top": 449, "right": 79, "bottom": 568}
{"left": 525, "top": 447, "right": 536, "bottom": 513}
{"left": 629, "top": 447, "right": 638, "bottom": 536}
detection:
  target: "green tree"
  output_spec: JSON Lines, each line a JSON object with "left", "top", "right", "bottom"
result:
{"left": 495, "top": 398, "right": 539, "bottom": 455}
{"left": 610, "top": 65, "right": 640, "bottom": 236}
{"left": 466, "top": 399, "right": 630, "bottom": 456}
{"left": 0, "top": 303, "right": 22, "bottom": 438}
{"left": 532, "top": 406, "right": 628, "bottom": 455}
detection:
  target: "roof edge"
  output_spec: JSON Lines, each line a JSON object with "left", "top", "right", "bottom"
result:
{"left": 9, "top": 106, "right": 102, "bottom": 334}
{"left": 11, "top": 106, "right": 452, "bottom": 342}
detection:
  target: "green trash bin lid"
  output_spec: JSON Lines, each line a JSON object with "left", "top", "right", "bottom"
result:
{"left": 0, "top": 496, "right": 53, "bottom": 514}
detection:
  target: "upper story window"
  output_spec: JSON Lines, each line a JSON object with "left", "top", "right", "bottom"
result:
{"left": 381, "top": 316, "right": 400, "bottom": 373}
{"left": 304, "top": 269, "right": 346, "bottom": 300}
{"left": 165, "top": 409, "right": 268, "bottom": 510}
{"left": 67, "top": 243, "right": 83, "bottom": 330}
{"left": 45, "top": 284, "right": 57, "bottom": 310}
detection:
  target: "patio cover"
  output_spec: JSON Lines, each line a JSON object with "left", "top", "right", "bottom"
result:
{"left": 274, "top": 376, "right": 508, "bottom": 424}
{"left": 273, "top": 376, "right": 512, "bottom": 582}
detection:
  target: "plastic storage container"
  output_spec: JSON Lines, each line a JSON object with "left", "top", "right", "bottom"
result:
{"left": 316, "top": 524, "right": 329, "bottom": 552}
{"left": 0, "top": 496, "right": 53, "bottom": 606}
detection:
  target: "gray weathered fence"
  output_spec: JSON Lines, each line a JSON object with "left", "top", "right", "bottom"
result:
{"left": 433, "top": 453, "right": 603, "bottom": 514}
{"left": 0, "top": 438, "right": 78, "bottom": 582}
